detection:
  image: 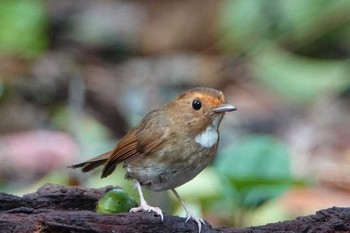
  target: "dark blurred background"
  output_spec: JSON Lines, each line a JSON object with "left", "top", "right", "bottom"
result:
{"left": 1, "top": 0, "right": 350, "bottom": 228}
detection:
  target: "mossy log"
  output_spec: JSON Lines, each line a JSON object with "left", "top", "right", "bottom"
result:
{"left": 0, "top": 184, "right": 349, "bottom": 233}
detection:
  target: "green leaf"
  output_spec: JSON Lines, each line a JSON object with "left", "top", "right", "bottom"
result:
{"left": 215, "top": 134, "right": 292, "bottom": 209}
{"left": 251, "top": 45, "right": 350, "bottom": 104}
{"left": 217, "top": 0, "right": 270, "bottom": 53}
{"left": 0, "top": 0, "right": 48, "bottom": 58}
{"left": 0, "top": 81, "right": 4, "bottom": 99}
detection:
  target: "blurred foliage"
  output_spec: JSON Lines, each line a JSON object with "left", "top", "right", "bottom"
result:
{"left": 218, "top": 0, "right": 269, "bottom": 53}
{"left": 214, "top": 134, "right": 295, "bottom": 225}
{"left": 0, "top": 0, "right": 48, "bottom": 58}
{"left": 51, "top": 105, "right": 115, "bottom": 158}
{"left": 218, "top": 0, "right": 350, "bottom": 56}
{"left": 216, "top": 135, "right": 292, "bottom": 208}
{"left": 251, "top": 45, "right": 349, "bottom": 104}
{"left": 0, "top": 81, "right": 4, "bottom": 99}
{"left": 218, "top": 0, "right": 350, "bottom": 104}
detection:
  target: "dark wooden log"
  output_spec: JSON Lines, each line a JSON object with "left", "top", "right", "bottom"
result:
{"left": 0, "top": 184, "right": 349, "bottom": 233}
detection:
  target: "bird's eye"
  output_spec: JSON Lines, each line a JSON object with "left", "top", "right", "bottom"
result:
{"left": 192, "top": 99, "right": 201, "bottom": 110}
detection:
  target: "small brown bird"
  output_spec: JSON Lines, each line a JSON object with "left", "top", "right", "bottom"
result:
{"left": 70, "top": 87, "right": 236, "bottom": 232}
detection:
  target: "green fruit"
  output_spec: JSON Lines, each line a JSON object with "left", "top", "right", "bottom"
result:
{"left": 96, "top": 189, "right": 137, "bottom": 214}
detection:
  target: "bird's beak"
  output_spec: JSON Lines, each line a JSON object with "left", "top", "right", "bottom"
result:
{"left": 212, "top": 104, "right": 237, "bottom": 113}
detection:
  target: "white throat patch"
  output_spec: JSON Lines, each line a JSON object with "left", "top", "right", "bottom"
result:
{"left": 195, "top": 117, "right": 220, "bottom": 148}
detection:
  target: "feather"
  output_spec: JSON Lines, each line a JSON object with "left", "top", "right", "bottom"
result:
{"left": 69, "top": 152, "right": 111, "bottom": 172}
{"left": 101, "top": 110, "right": 168, "bottom": 178}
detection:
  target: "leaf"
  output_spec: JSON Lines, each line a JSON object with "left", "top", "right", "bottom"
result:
{"left": 250, "top": 45, "right": 350, "bottom": 104}
{"left": 217, "top": 0, "right": 270, "bottom": 53}
{"left": 0, "top": 0, "right": 48, "bottom": 58}
{"left": 215, "top": 134, "right": 292, "bottom": 209}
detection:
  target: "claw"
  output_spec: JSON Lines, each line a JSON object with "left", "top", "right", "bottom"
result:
{"left": 171, "top": 188, "right": 205, "bottom": 232}
{"left": 131, "top": 182, "right": 164, "bottom": 221}
{"left": 185, "top": 211, "right": 205, "bottom": 233}
{"left": 130, "top": 204, "right": 164, "bottom": 221}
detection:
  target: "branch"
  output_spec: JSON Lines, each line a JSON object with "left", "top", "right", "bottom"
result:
{"left": 0, "top": 184, "right": 349, "bottom": 232}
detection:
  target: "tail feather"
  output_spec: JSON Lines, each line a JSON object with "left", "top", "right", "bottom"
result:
{"left": 69, "top": 152, "right": 111, "bottom": 173}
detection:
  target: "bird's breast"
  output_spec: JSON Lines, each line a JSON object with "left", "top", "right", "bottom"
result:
{"left": 194, "top": 116, "right": 222, "bottom": 148}
{"left": 194, "top": 124, "right": 218, "bottom": 148}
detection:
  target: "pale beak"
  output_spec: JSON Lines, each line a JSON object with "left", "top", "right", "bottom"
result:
{"left": 212, "top": 104, "right": 237, "bottom": 113}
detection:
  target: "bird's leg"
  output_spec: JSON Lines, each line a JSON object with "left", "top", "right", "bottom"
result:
{"left": 130, "top": 181, "right": 164, "bottom": 221}
{"left": 171, "top": 188, "right": 205, "bottom": 233}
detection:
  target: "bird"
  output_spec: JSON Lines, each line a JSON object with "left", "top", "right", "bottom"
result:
{"left": 70, "top": 87, "right": 236, "bottom": 232}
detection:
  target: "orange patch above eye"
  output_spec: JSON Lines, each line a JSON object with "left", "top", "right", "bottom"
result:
{"left": 191, "top": 93, "right": 225, "bottom": 109}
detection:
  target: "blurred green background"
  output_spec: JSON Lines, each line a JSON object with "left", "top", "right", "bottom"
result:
{"left": 1, "top": 0, "right": 350, "bottom": 228}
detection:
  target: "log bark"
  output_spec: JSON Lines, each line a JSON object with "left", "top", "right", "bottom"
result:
{"left": 0, "top": 184, "right": 349, "bottom": 233}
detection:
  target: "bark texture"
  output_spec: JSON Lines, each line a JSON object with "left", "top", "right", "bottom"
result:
{"left": 0, "top": 184, "right": 349, "bottom": 233}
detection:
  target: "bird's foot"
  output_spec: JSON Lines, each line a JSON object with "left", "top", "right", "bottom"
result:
{"left": 130, "top": 203, "right": 164, "bottom": 221}
{"left": 185, "top": 211, "right": 205, "bottom": 233}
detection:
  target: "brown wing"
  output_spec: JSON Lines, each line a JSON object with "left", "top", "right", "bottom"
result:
{"left": 101, "top": 109, "right": 168, "bottom": 178}
{"left": 69, "top": 151, "right": 111, "bottom": 172}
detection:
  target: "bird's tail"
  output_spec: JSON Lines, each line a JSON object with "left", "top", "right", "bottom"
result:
{"left": 69, "top": 152, "right": 111, "bottom": 173}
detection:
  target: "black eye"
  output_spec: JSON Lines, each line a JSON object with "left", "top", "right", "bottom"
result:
{"left": 192, "top": 99, "right": 201, "bottom": 110}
